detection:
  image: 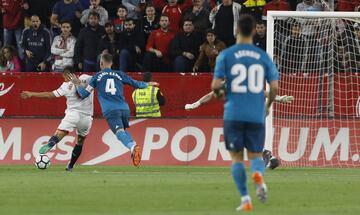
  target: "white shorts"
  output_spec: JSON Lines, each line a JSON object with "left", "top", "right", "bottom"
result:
{"left": 58, "top": 111, "right": 93, "bottom": 136}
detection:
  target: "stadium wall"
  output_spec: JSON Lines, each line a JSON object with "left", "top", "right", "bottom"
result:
{"left": 1, "top": 118, "right": 360, "bottom": 167}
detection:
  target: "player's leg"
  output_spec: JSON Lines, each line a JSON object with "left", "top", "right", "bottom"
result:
{"left": 39, "top": 112, "right": 78, "bottom": 154}
{"left": 105, "top": 110, "right": 141, "bottom": 166}
{"left": 39, "top": 129, "right": 68, "bottom": 154}
{"left": 245, "top": 123, "right": 268, "bottom": 203}
{"left": 224, "top": 120, "right": 252, "bottom": 211}
{"left": 66, "top": 115, "right": 93, "bottom": 171}
{"left": 66, "top": 135, "right": 85, "bottom": 171}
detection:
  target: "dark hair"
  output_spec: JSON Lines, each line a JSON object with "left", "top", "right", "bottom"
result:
{"left": 125, "top": 18, "right": 135, "bottom": 24}
{"left": 160, "top": 14, "right": 169, "bottom": 20}
{"left": 117, "top": 4, "right": 128, "bottom": 12}
{"left": 101, "top": 53, "right": 113, "bottom": 63}
{"left": 183, "top": 18, "right": 193, "bottom": 24}
{"left": 145, "top": 4, "right": 155, "bottom": 11}
{"left": 60, "top": 19, "right": 72, "bottom": 26}
{"left": 237, "top": 14, "right": 255, "bottom": 37}
{"left": 2, "top": 45, "right": 17, "bottom": 59}
{"left": 256, "top": 20, "right": 265, "bottom": 26}
{"left": 142, "top": 72, "right": 152, "bottom": 82}
{"left": 89, "top": 11, "right": 100, "bottom": 19}
{"left": 205, "top": 28, "right": 216, "bottom": 36}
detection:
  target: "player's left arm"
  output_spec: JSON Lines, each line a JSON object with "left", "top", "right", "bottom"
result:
{"left": 68, "top": 73, "right": 94, "bottom": 99}
{"left": 121, "top": 71, "right": 159, "bottom": 88}
{"left": 265, "top": 57, "right": 280, "bottom": 115}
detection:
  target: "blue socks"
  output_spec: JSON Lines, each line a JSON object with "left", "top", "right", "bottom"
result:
{"left": 48, "top": 135, "right": 60, "bottom": 147}
{"left": 232, "top": 162, "right": 248, "bottom": 196}
{"left": 250, "top": 157, "right": 265, "bottom": 176}
{"left": 116, "top": 131, "right": 135, "bottom": 150}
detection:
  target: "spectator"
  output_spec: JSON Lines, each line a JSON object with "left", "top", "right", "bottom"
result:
{"left": 50, "top": 0, "right": 83, "bottom": 37}
{"left": 0, "top": 51, "right": 6, "bottom": 71}
{"left": 242, "top": 0, "right": 266, "bottom": 20}
{"left": 75, "top": 12, "right": 105, "bottom": 72}
{"left": 253, "top": 20, "right": 266, "bottom": 51}
{"left": 209, "top": 0, "right": 243, "bottom": 47}
{"left": 79, "top": 0, "right": 90, "bottom": 9}
{"left": 21, "top": 15, "right": 51, "bottom": 72}
{"left": 280, "top": 22, "right": 308, "bottom": 73}
{"left": 0, "top": 0, "right": 29, "bottom": 60}
{"left": 101, "top": 0, "right": 119, "bottom": 20}
{"left": 143, "top": 15, "right": 175, "bottom": 72}
{"left": 1, "top": 45, "right": 21, "bottom": 72}
{"left": 113, "top": 5, "right": 128, "bottom": 33}
{"left": 51, "top": 20, "right": 76, "bottom": 72}
{"left": 262, "top": 0, "right": 291, "bottom": 21}
{"left": 162, "top": 0, "right": 184, "bottom": 34}
{"left": 140, "top": 5, "right": 160, "bottom": 42}
{"left": 193, "top": 29, "right": 226, "bottom": 72}
{"left": 80, "top": 0, "right": 109, "bottom": 26}
{"left": 296, "top": 0, "right": 330, "bottom": 11}
{"left": 97, "top": 21, "right": 117, "bottom": 57}
{"left": 336, "top": 0, "right": 360, "bottom": 11}
{"left": 117, "top": 18, "right": 145, "bottom": 72}
{"left": 122, "top": 0, "right": 142, "bottom": 20}
{"left": 132, "top": 72, "right": 165, "bottom": 117}
{"left": 170, "top": 19, "right": 204, "bottom": 72}
{"left": 182, "top": 0, "right": 211, "bottom": 34}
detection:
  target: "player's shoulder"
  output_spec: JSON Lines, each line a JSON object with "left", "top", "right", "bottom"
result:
{"left": 79, "top": 74, "right": 92, "bottom": 80}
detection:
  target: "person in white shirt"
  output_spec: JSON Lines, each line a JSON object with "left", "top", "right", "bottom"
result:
{"left": 21, "top": 66, "right": 94, "bottom": 171}
{"left": 51, "top": 20, "right": 77, "bottom": 72}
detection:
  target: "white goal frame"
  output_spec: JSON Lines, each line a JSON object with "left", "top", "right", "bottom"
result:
{"left": 265, "top": 11, "right": 360, "bottom": 153}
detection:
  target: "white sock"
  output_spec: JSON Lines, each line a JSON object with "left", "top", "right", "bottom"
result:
{"left": 241, "top": 195, "right": 251, "bottom": 202}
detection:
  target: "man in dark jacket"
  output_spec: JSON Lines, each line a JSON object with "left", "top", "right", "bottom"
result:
{"left": 74, "top": 11, "right": 105, "bottom": 72}
{"left": 117, "top": 18, "right": 145, "bottom": 72}
{"left": 170, "top": 18, "right": 204, "bottom": 72}
{"left": 21, "top": 15, "right": 52, "bottom": 72}
{"left": 97, "top": 21, "right": 118, "bottom": 67}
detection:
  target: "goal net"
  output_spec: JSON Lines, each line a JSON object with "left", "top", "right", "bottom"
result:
{"left": 266, "top": 11, "right": 360, "bottom": 167}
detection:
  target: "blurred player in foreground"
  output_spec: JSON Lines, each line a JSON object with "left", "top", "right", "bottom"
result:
{"left": 185, "top": 83, "right": 293, "bottom": 170}
{"left": 69, "top": 53, "right": 159, "bottom": 167}
{"left": 211, "top": 14, "right": 279, "bottom": 211}
{"left": 21, "top": 67, "right": 93, "bottom": 171}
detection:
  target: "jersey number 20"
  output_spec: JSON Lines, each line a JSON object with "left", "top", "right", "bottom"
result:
{"left": 231, "top": 64, "right": 264, "bottom": 93}
{"left": 105, "top": 79, "right": 117, "bottom": 95}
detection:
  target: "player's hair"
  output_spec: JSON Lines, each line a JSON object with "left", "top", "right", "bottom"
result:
{"left": 101, "top": 53, "right": 113, "bottom": 64}
{"left": 63, "top": 66, "right": 75, "bottom": 75}
{"left": 237, "top": 14, "right": 255, "bottom": 37}
{"left": 143, "top": 72, "right": 152, "bottom": 82}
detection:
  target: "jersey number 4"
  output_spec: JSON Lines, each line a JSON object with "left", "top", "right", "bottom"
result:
{"left": 231, "top": 64, "right": 264, "bottom": 93}
{"left": 105, "top": 79, "right": 117, "bottom": 95}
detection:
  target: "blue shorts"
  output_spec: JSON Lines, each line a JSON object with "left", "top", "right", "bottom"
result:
{"left": 224, "top": 120, "right": 265, "bottom": 153}
{"left": 104, "top": 109, "right": 130, "bottom": 133}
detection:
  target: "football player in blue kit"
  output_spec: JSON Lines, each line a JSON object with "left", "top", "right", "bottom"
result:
{"left": 69, "top": 53, "right": 159, "bottom": 167}
{"left": 212, "top": 14, "right": 279, "bottom": 211}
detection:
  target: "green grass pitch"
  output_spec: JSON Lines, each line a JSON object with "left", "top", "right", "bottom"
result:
{"left": 0, "top": 165, "right": 359, "bottom": 215}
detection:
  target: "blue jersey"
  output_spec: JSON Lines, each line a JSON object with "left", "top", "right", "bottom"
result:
{"left": 214, "top": 44, "right": 279, "bottom": 124}
{"left": 85, "top": 68, "right": 148, "bottom": 115}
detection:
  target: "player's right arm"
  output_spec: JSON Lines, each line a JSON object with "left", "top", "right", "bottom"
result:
{"left": 120, "top": 71, "right": 159, "bottom": 88}
{"left": 185, "top": 92, "right": 215, "bottom": 110}
{"left": 211, "top": 52, "right": 226, "bottom": 97}
{"left": 265, "top": 55, "right": 279, "bottom": 116}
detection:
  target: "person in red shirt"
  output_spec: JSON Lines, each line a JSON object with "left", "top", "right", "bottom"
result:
{"left": 162, "top": 0, "right": 183, "bottom": 34}
{"left": 262, "top": 0, "right": 290, "bottom": 20}
{"left": 337, "top": 0, "right": 360, "bottom": 11}
{"left": 143, "top": 15, "right": 175, "bottom": 72}
{"left": 0, "top": 0, "right": 29, "bottom": 60}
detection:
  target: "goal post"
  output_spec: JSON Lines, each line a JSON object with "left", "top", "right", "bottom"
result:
{"left": 266, "top": 11, "right": 360, "bottom": 167}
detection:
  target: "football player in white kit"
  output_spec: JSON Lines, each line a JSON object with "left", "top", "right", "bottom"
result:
{"left": 21, "top": 66, "right": 94, "bottom": 171}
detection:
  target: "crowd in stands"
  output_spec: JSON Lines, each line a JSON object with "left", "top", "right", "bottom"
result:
{"left": 0, "top": 0, "right": 359, "bottom": 73}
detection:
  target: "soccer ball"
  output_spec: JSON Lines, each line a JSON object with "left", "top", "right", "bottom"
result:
{"left": 35, "top": 154, "right": 51, "bottom": 170}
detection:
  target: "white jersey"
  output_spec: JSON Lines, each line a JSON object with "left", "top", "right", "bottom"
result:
{"left": 53, "top": 74, "right": 94, "bottom": 116}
